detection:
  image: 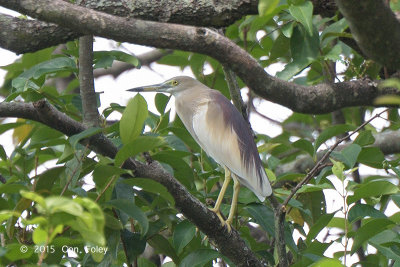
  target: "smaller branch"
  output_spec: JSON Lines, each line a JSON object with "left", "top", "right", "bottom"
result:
{"left": 282, "top": 108, "right": 388, "bottom": 207}
{"left": 79, "top": 35, "right": 100, "bottom": 127}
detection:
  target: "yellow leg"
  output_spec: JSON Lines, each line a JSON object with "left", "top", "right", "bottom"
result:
{"left": 225, "top": 175, "right": 240, "bottom": 232}
{"left": 209, "top": 166, "right": 231, "bottom": 228}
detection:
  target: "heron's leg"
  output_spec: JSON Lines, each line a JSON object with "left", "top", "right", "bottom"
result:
{"left": 225, "top": 175, "right": 240, "bottom": 232}
{"left": 209, "top": 166, "right": 231, "bottom": 225}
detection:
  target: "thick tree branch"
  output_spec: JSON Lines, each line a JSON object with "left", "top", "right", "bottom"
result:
{"left": 1, "top": 0, "right": 399, "bottom": 114}
{"left": 0, "top": 13, "right": 80, "bottom": 54}
{"left": 336, "top": 0, "right": 400, "bottom": 70}
{"left": 77, "top": 0, "right": 257, "bottom": 27}
{"left": 0, "top": 0, "right": 257, "bottom": 54}
{"left": 0, "top": 100, "right": 263, "bottom": 267}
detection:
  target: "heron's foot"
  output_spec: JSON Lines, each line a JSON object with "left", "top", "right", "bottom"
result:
{"left": 209, "top": 207, "right": 232, "bottom": 233}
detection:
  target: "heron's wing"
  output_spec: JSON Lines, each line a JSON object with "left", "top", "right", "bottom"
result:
{"left": 192, "top": 92, "right": 272, "bottom": 200}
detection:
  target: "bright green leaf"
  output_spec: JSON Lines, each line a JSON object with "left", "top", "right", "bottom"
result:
{"left": 120, "top": 94, "right": 148, "bottom": 144}
{"left": 289, "top": 1, "right": 314, "bottom": 36}
{"left": 258, "top": 0, "right": 280, "bottom": 16}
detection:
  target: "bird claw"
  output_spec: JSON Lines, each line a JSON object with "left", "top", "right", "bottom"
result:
{"left": 209, "top": 207, "right": 232, "bottom": 233}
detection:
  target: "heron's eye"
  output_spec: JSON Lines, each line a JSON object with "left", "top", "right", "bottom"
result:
{"left": 171, "top": 80, "right": 179, "bottom": 86}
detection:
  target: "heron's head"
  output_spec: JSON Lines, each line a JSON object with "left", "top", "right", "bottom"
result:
{"left": 127, "top": 76, "right": 197, "bottom": 96}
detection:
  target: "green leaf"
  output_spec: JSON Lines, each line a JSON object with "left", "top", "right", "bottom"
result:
{"left": 20, "top": 190, "right": 45, "bottom": 207}
{"left": 179, "top": 249, "right": 221, "bottom": 267}
{"left": 258, "top": 0, "right": 280, "bottom": 16}
{"left": 148, "top": 234, "right": 180, "bottom": 264}
{"left": 0, "top": 211, "right": 19, "bottom": 224}
{"left": 351, "top": 218, "right": 395, "bottom": 254}
{"left": 120, "top": 230, "right": 146, "bottom": 264}
{"left": 277, "top": 25, "right": 319, "bottom": 80}
{"left": 35, "top": 166, "right": 65, "bottom": 192}
{"left": 245, "top": 204, "right": 274, "bottom": 235}
{"left": 93, "top": 50, "right": 141, "bottom": 69}
{"left": 122, "top": 178, "right": 175, "bottom": 206}
{"left": 173, "top": 220, "right": 196, "bottom": 254}
{"left": 331, "top": 159, "right": 345, "bottom": 181}
{"left": 358, "top": 147, "right": 385, "bottom": 168}
{"left": 120, "top": 94, "right": 148, "bottom": 144}
{"left": 155, "top": 93, "right": 170, "bottom": 114}
{"left": 289, "top": 1, "right": 314, "bottom": 36}
{"left": 339, "top": 144, "right": 362, "bottom": 168}
{"left": 306, "top": 212, "right": 336, "bottom": 245}
{"left": 293, "top": 139, "right": 314, "bottom": 157}
{"left": 324, "top": 43, "right": 342, "bottom": 61}
{"left": 315, "top": 124, "right": 356, "bottom": 151}
{"left": 44, "top": 196, "right": 83, "bottom": 216}
{"left": 348, "top": 203, "right": 386, "bottom": 223}
{"left": 107, "top": 199, "right": 149, "bottom": 235}
{"left": 354, "top": 131, "right": 375, "bottom": 147}
{"left": 0, "top": 145, "right": 7, "bottom": 161}
{"left": 68, "top": 127, "right": 103, "bottom": 148}
{"left": 347, "top": 181, "right": 399, "bottom": 204}
{"left": 114, "top": 136, "right": 165, "bottom": 167}
{"left": 310, "top": 258, "right": 344, "bottom": 267}
{"left": 378, "top": 78, "right": 400, "bottom": 90}
{"left": 32, "top": 225, "right": 48, "bottom": 245}
{"left": 19, "top": 57, "right": 76, "bottom": 80}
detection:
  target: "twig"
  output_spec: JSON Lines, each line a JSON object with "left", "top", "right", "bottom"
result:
{"left": 282, "top": 108, "right": 388, "bottom": 208}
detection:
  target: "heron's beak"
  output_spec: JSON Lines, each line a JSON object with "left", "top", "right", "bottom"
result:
{"left": 127, "top": 83, "right": 170, "bottom": 93}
